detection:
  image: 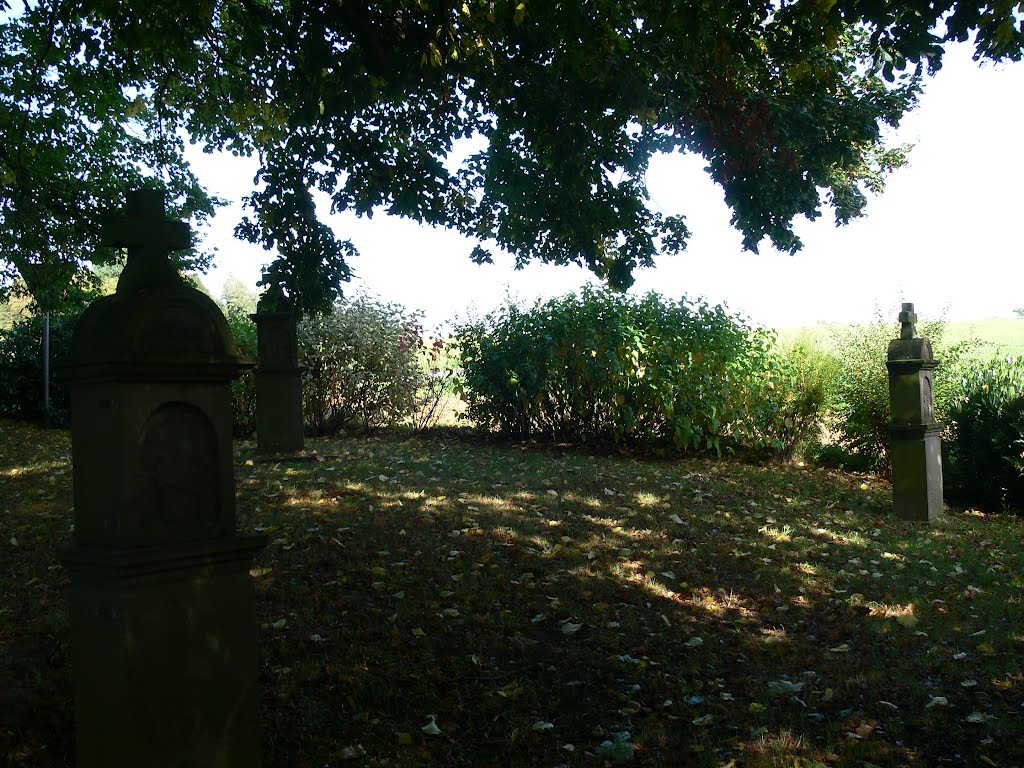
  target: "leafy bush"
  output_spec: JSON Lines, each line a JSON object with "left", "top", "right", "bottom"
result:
{"left": 406, "top": 325, "right": 460, "bottom": 432}
{"left": 0, "top": 311, "right": 78, "bottom": 425}
{"left": 822, "top": 307, "right": 977, "bottom": 474}
{"left": 299, "top": 295, "right": 425, "bottom": 433}
{"left": 227, "top": 290, "right": 450, "bottom": 436}
{"left": 224, "top": 307, "right": 258, "bottom": 437}
{"left": 455, "top": 287, "right": 780, "bottom": 455}
{"left": 742, "top": 337, "right": 839, "bottom": 461}
{"left": 943, "top": 356, "right": 1024, "bottom": 513}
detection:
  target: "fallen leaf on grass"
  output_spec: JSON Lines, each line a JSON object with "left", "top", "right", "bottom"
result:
{"left": 896, "top": 612, "right": 920, "bottom": 628}
{"left": 561, "top": 621, "right": 583, "bottom": 635}
{"left": 338, "top": 744, "right": 366, "bottom": 760}
{"left": 767, "top": 680, "right": 804, "bottom": 696}
{"left": 421, "top": 715, "right": 442, "bottom": 735}
{"left": 925, "top": 696, "right": 949, "bottom": 709}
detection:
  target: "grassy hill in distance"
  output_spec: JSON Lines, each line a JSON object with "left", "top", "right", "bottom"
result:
{"left": 776, "top": 317, "right": 1024, "bottom": 362}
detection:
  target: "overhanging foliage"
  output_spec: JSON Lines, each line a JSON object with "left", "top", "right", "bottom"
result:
{"left": 2, "top": 1, "right": 1022, "bottom": 313}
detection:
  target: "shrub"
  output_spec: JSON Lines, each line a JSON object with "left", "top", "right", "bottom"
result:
{"left": 406, "top": 325, "right": 460, "bottom": 432}
{"left": 943, "top": 356, "right": 1024, "bottom": 513}
{"left": 741, "top": 336, "right": 839, "bottom": 461}
{"left": 224, "top": 307, "right": 258, "bottom": 437}
{"left": 0, "top": 311, "right": 78, "bottom": 425}
{"left": 822, "top": 306, "right": 977, "bottom": 474}
{"left": 455, "top": 287, "right": 779, "bottom": 455}
{"left": 299, "top": 295, "right": 424, "bottom": 433}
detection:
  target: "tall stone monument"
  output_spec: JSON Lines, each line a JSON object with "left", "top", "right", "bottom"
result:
{"left": 58, "top": 189, "right": 266, "bottom": 767}
{"left": 887, "top": 302, "right": 943, "bottom": 522}
{"left": 251, "top": 283, "right": 305, "bottom": 454}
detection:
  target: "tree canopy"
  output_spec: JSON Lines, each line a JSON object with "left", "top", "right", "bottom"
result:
{"left": 2, "top": 0, "right": 1022, "bottom": 314}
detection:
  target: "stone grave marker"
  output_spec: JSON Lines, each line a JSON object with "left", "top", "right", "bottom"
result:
{"left": 251, "top": 283, "right": 305, "bottom": 454}
{"left": 886, "top": 302, "right": 943, "bottom": 522}
{"left": 58, "top": 189, "right": 266, "bottom": 767}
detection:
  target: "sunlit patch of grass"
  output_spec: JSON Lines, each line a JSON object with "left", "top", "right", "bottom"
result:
{"left": 759, "top": 525, "right": 793, "bottom": 542}
{"left": 861, "top": 601, "right": 918, "bottom": 620}
{"left": 758, "top": 627, "right": 790, "bottom": 645}
{"left": 0, "top": 458, "right": 70, "bottom": 478}
{"left": 743, "top": 728, "right": 812, "bottom": 760}
{"left": 639, "top": 576, "right": 682, "bottom": 602}
{"left": 632, "top": 491, "right": 665, "bottom": 508}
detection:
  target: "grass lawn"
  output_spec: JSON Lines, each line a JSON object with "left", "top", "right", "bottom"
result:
{"left": 1, "top": 419, "right": 1023, "bottom": 767}
{"left": 778, "top": 317, "right": 1024, "bottom": 363}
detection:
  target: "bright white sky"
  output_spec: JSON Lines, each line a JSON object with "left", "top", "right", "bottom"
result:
{"left": 190, "top": 42, "right": 1024, "bottom": 330}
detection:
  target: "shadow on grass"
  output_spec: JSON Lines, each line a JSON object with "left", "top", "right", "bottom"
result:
{"left": 1, "top": 420, "right": 1022, "bottom": 767}
{"left": 237, "top": 433, "right": 1023, "bottom": 767}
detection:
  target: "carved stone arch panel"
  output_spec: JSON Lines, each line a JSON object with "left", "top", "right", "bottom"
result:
{"left": 132, "top": 402, "right": 223, "bottom": 545}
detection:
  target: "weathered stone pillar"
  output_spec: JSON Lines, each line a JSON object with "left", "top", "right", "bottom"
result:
{"left": 58, "top": 189, "right": 266, "bottom": 767}
{"left": 887, "top": 302, "right": 943, "bottom": 522}
{"left": 251, "top": 284, "right": 305, "bottom": 454}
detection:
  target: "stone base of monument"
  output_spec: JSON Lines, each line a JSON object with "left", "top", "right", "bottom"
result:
{"left": 254, "top": 368, "right": 304, "bottom": 454}
{"left": 60, "top": 536, "right": 266, "bottom": 768}
{"left": 889, "top": 424, "right": 943, "bottom": 522}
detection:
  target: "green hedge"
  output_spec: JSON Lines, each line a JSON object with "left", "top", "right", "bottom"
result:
{"left": 0, "top": 312, "right": 77, "bottom": 425}
{"left": 455, "top": 287, "right": 814, "bottom": 455}
{"left": 943, "top": 356, "right": 1024, "bottom": 513}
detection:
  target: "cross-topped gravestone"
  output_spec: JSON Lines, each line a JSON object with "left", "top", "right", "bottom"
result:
{"left": 58, "top": 189, "right": 266, "bottom": 767}
{"left": 886, "top": 302, "right": 943, "bottom": 522}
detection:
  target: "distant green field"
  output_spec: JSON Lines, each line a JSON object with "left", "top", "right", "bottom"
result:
{"left": 776, "top": 317, "right": 1024, "bottom": 362}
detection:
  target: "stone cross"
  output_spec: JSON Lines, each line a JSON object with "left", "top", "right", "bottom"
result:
{"left": 898, "top": 302, "right": 917, "bottom": 340}
{"left": 102, "top": 188, "right": 189, "bottom": 291}
{"left": 59, "top": 189, "right": 265, "bottom": 767}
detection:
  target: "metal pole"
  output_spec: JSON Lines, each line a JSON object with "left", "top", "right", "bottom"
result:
{"left": 43, "top": 311, "right": 50, "bottom": 426}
